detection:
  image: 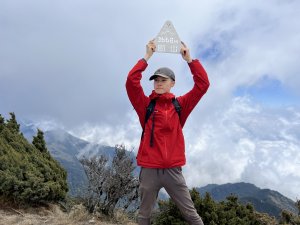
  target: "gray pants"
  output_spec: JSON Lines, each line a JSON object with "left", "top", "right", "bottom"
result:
{"left": 138, "top": 167, "right": 204, "bottom": 225}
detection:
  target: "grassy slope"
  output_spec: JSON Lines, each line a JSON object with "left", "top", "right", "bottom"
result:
{"left": 0, "top": 201, "right": 137, "bottom": 225}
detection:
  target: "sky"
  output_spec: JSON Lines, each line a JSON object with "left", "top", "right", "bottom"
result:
{"left": 1, "top": 0, "right": 300, "bottom": 200}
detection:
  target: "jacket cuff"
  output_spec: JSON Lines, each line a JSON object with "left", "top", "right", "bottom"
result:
{"left": 141, "top": 58, "right": 148, "bottom": 64}
{"left": 188, "top": 59, "right": 199, "bottom": 65}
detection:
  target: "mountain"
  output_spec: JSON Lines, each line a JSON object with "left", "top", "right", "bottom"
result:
{"left": 44, "top": 129, "right": 90, "bottom": 196}
{"left": 19, "top": 121, "right": 152, "bottom": 198}
{"left": 197, "top": 182, "right": 298, "bottom": 218}
{"left": 20, "top": 121, "right": 136, "bottom": 196}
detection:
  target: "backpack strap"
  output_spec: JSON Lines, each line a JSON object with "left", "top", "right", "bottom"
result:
{"left": 172, "top": 98, "right": 181, "bottom": 118}
{"left": 141, "top": 99, "right": 156, "bottom": 140}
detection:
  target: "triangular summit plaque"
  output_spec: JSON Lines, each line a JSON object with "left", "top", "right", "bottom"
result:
{"left": 154, "top": 20, "right": 182, "bottom": 54}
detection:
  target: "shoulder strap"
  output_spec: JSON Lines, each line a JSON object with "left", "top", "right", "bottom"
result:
{"left": 172, "top": 98, "right": 181, "bottom": 117}
{"left": 145, "top": 99, "right": 156, "bottom": 125}
{"left": 141, "top": 99, "right": 156, "bottom": 140}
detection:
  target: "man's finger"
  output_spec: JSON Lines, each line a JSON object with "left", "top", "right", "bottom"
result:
{"left": 180, "top": 48, "right": 184, "bottom": 54}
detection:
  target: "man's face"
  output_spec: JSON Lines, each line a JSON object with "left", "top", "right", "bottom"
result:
{"left": 154, "top": 76, "right": 175, "bottom": 94}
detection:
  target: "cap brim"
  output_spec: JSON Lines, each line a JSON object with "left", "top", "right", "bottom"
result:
{"left": 149, "top": 74, "right": 171, "bottom": 81}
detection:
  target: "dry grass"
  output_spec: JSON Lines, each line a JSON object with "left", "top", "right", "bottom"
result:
{"left": 0, "top": 202, "right": 137, "bottom": 225}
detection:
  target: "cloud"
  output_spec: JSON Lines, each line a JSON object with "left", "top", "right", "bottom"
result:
{"left": 69, "top": 111, "right": 142, "bottom": 150}
{"left": 183, "top": 97, "right": 300, "bottom": 200}
{"left": 196, "top": 0, "right": 300, "bottom": 108}
{"left": 1, "top": 1, "right": 300, "bottom": 128}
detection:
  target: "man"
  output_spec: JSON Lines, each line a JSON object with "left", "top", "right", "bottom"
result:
{"left": 126, "top": 40, "right": 210, "bottom": 225}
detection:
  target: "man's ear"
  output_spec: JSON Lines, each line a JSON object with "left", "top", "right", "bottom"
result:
{"left": 171, "top": 81, "right": 175, "bottom": 87}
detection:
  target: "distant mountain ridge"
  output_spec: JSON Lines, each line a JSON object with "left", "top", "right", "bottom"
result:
{"left": 20, "top": 121, "right": 136, "bottom": 196}
{"left": 20, "top": 121, "right": 113, "bottom": 195}
{"left": 197, "top": 182, "right": 297, "bottom": 218}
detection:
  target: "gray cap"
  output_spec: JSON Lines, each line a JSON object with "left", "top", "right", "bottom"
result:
{"left": 149, "top": 67, "right": 175, "bottom": 81}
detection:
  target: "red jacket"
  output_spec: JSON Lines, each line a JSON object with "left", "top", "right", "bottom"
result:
{"left": 126, "top": 59, "right": 209, "bottom": 168}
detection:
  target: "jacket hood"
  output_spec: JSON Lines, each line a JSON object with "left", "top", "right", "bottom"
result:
{"left": 149, "top": 90, "right": 175, "bottom": 101}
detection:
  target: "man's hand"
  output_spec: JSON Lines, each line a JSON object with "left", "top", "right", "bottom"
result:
{"left": 144, "top": 39, "right": 156, "bottom": 61}
{"left": 180, "top": 41, "right": 192, "bottom": 63}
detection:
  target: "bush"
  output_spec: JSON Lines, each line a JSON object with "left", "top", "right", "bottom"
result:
{"left": 0, "top": 113, "right": 68, "bottom": 204}
{"left": 153, "top": 188, "right": 278, "bottom": 225}
{"left": 80, "top": 145, "right": 139, "bottom": 216}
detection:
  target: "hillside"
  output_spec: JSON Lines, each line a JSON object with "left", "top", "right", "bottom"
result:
{"left": 0, "top": 113, "right": 68, "bottom": 204}
{"left": 21, "top": 122, "right": 140, "bottom": 196}
{"left": 1, "top": 116, "right": 138, "bottom": 224}
{"left": 22, "top": 123, "right": 88, "bottom": 196}
{"left": 20, "top": 122, "right": 118, "bottom": 196}
{"left": 197, "top": 182, "right": 298, "bottom": 218}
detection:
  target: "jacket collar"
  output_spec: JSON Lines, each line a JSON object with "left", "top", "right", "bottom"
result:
{"left": 149, "top": 90, "right": 175, "bottom": 101}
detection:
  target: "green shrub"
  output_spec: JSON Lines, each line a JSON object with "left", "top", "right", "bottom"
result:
{"left": 153, "top": 188, "right": 278, "bottom": 225}
{"left": 0, "top": 113, "right": 68, "bottom": 204}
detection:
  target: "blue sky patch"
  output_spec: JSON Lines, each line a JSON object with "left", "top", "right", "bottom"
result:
{"left": 198, "top": 41, "right": 223, "bottom": 61}
{"left": 197, "top": 31, "right": 236, "bottom": 62}
{"left": 234, "top": 76, "right": 300, "bottom": 107}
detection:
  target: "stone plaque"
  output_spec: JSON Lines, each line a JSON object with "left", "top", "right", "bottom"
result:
{"left": 154, "top": 20, "right": 182, "bottom": 54}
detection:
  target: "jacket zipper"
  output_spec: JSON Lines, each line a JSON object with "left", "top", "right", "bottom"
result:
{"left": 164, "top": 104, "right": 168, "bottom": 163}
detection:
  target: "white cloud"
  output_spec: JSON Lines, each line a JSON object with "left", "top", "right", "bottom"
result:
{"left": 34, "top": 119, "right": 65, "bottom": 132}
{"left": 183, "top": 97, "right": 300, "bottom": 200}
{"left": 69, "top": 111, "right": 141, "bottom": 151}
